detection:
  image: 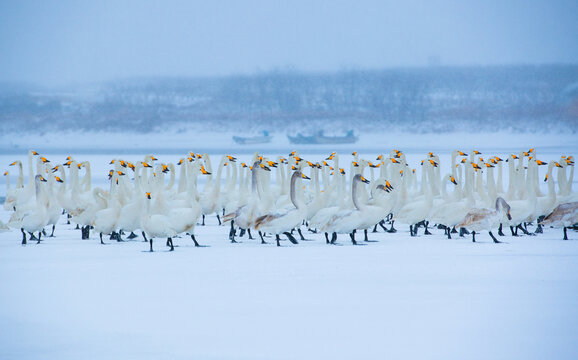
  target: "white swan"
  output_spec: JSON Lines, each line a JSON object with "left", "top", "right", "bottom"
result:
{"left": 20, "top": 175, "right": 49, "bottom": 245}
{"left": 254, "top": 170, "right": 309, "bottom": 246}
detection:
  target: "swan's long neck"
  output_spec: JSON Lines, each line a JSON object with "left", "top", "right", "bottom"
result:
{"left": 177, "top": 159, "right": 187, "bottom": 193}
{"left": 352, "top": 175, "right": 363, "bottom": 211}
{"left": 290, "top": 171, "right": 305, "bottom": 210}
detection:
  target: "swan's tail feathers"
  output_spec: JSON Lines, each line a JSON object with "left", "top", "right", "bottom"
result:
{"left": 254, "top": 214, "right": 278, "bottom": 229}
{"left": 222, "top": 212, "right": 236, "bottom": 223}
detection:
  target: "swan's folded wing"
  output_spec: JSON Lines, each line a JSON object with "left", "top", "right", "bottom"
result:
{"left": 456, "top": 208, "right": 491, "bottom": 228}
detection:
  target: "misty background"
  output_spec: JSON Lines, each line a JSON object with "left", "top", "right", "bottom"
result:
{"left": 1, "top": 0, "right": 577, "bottom": 135}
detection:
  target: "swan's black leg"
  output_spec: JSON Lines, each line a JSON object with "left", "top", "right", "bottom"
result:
{"left": 37, "top": 231, "right": 42, "bottom": 244}
{"left": 387, "top": 220, "right": 397, "bottom": 233}
{"left": 364, "top": 229, "right": 369, "bottom": 242}
{"left": 229, "top": 220, "right": 237, "bottom": 242}
{"left": 276, "top": 234, "right": 281, "bottom": 247}
{"left": 239, "top": 228, "right": 246, "bottom": 238}
{"left": 424, "top": 221, "right": 432, "bottom": 235}
{"left": 447, "top": 227, "right": 452, "bottom": 240}
{"left": 216, "top": 214, "right": 221, "bottom": 226}
{"left": 100, "top": 233, "right": 105, "bottom": 245}
{"left": 517, "top": 224, "right": 533, "bottom": 236}
{"left": 166, "top": 238, "right": 170, "bottom": 246}
{"left": 489, "top": 231, "right": 501, "bottom": 243}
{"left": 247, "top": 229, "right": 254, "bottom": 240}
{"left": 149, "top": 238, "right": 153, "bottom": 252}
{"left": 67, "top": 213, "right": 71, "bottom": 225}
{"left": 297, "top": 228, "right": 306, "bottom": 241}
{"left": 472, "top": 231, "right": 476, "bottom": 242}
{"left": 350, "top": 231, "right": 357, "bottom": 245}
{"left": 331, "top": 232, "right": 337, "bottom": 244}
{"left": 563, "top": 227, "right": 568, "bottom": 240}
{"left": 21, "top": 228, "right": 27, "bottom": 245}
{"left": 259, "top": 231, "right": 267, "bottom": 244}
{"left": 325, "top": 232, "right": 330, "bottom": 244}
{"left": 534, "top": 224, "right": 543, "bottom": 234}
{"left": 498, "top": 224, "right": 505, "bottom": 236}
{"left": 49, "top": 224, "right": 55, "bottom": 237}
{"left": 284, "top": 232, "right": 298, "bottom": 244}
{"left": 201, "top": 214, "right": 205, "bottom": 226}
{"left": 191, "top": 234, "right": 200, "bottom": 247}
{"left": 510, "top": 226, "right": 518, "bottom": 236}
{"left": 372, "top": 224, "right": 378, "bottom": 233}
{"left": 168, "top": 237, "right": 174, "bottom": 251}
{"left": 409, "top": 225, "right": 414, "bottom": 237}
{"left": 142, "top": 231, "right": 148, "bottom": 242}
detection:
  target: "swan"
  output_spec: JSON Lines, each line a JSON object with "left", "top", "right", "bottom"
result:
{"left": 394, "top": 160, "right": 435, "bottom": 236}
{"left": 165, "top": 160, "right": 203, "bottom": 247}
{"left": 142, "top": 192, "right": 177, "bottom": 252}
{"left": 321, "top": 174, "right": 389, "bottom": 244}
{"left": 92, "top": 172, "right": 123, "bottom": 244}
{"left": 199, "top": 155, "right": 228, "bottom": 225}
{"left": 20, "top": 175, "right": 49, "bottom": 245}
{"left": 4, "top": 161, "right": 24, "bottom": 211}
{"left": 539, "top": 202, "right": 578, "bottom": 240}
{"left": 456, "top": 197, "right": 512, "bottom": 243}
{"left": 223, "top": 161, "right": 266, "bottom": 243}
{"left": 254, "top": 170, "right": 309, "bottom": 246}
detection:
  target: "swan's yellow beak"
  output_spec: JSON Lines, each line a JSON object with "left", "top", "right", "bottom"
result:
{"left": 227, "top": 155, "right": 237, "bottom": 162}
{"left": 32, "top": 150, "right": 39, "bottom": 155}
{"left": 555, "top": 162, "right": 562, "bottom": 168}
{"left": 41, "top": 157, "right": 50, "bottom": 163}
{"left": 340, "top": 168, "right": 345, "bottom": 175}
{"left": 474, "top": 150, "right": 481, "bottom": 155}
{"left": 3, "top": 171, "right": 8, "bottom": 176}
{"left": 385, "top": 180, "right": 394, "bottom": 190}
{"left": 55, "top": 176, "right": 64, "bottom": 183}
{"left": 146, "top": 192, "right": 151, "bottom": 199}
{"left": 301, "top": 173, "right": 311, "bottom": 180}
{"left": 536, "top": 160, "right": 547, "bottom": 165}
{"left": 142, "top": 162, "right": 152, "bottom": 168}
{"left": 544, "top": 174, "right": 548, "bottom": 182}
{"left": 200, "top": 166, "right": 211, "bottom": 175}
{"left": 39, "top": 176, "right": 47, "bottom": 182}
{"left": 9, "top": 161, "right": 17, "bottom": 166}
{"left": 450, "top": 176, "right": 457, "bottom": 185}
{"left": 360, "top": 176, "right": 370, "bottom": 184}
{"left": 458, "top": 151, "right": 468, "bottom": 156}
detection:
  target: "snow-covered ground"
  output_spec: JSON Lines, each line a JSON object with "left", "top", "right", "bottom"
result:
{"left": 1, "top": 132, "right": 577, "bottom": 359}
{"left": 1, "top": 214, "right": 577, "bottom": 360}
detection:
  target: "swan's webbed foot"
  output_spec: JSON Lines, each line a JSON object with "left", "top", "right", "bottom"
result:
{"left": 127, "top": 231, "right": 138, "bottom": 239}
{"left": 498, "top": 224, "right": 505, "bottom": 236}
{"left": 489, "top": 231, "right": 501, "bottom": 243}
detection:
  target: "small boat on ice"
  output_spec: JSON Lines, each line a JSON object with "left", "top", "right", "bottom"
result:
{"left": 287, "top": 130, "right": 358, "bottom": 145}
{"left": 233, "top": 131, "right": 272, "bottom": 145}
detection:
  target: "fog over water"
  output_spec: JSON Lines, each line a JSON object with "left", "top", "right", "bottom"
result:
{"left": 1, "top": 0, "right": 577, "bottom": 86}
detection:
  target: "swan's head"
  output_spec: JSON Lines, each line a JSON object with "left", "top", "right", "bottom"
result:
{"left": 299, "top": 172, "right": 311, "bottom": 180}
{"left": 495, "top": 197, "right": 512, "bottom": 220}
{"left": 385, "top": 180, "right": 394, "bottom": 191}
{"left": 146, "top": 192, "right": 151, "bottom": 199}
{"left": 200, "top": 165, "right": 211, "bottom": 175}
{"left": 161, "top": 164, "right": 169, "bottom": 173}
{"left": 353, "top": 174, "right": 369, "bottom": 184}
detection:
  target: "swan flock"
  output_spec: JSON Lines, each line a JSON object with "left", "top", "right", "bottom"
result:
{"left": 2, "top": 148, "right": 577, "bottom": 250}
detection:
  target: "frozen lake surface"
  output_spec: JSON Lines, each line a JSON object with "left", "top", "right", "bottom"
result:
{"left": 0, "top": 131, "right": 577, "bottom": 359}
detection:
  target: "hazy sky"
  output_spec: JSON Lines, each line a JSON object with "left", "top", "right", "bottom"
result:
{"left": 1, "top": 0, "right": 577, "bottom": 86}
